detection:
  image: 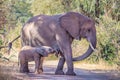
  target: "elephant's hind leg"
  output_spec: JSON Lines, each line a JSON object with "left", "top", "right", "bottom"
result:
{"left": 23, "top": 62, "right": 29, "bottom": 73}
{"left": 20, "top": 61, "right": 29, "bottom": 73}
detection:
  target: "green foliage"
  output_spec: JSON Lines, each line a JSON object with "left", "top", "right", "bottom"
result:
{"left": 77, "top": 0, "right": 96, "bottom": 17}
{"left": 94, "top": 15, "right": 120, "bottom": 65}
{"left": 6, "top": 21, "right": 22, "bottom": 48}
{"left": 100, "top": 42, "right": 116, "bottom": 64}
{"left": 7, "top": 0, "right": 33, "bottom": 25}
{"left": 31, "top": 0, "right": 64, "bottom": 15}
{"left": 0, "top": 0, "right": 32, "bottom": 48}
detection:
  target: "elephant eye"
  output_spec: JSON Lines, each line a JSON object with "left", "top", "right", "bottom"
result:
{"left": 88, "top": 29, "right": 91, "bottom": 32}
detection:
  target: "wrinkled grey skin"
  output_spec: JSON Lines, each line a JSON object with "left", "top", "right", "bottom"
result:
{"left": 19, "top": 46, "right": 55, "bottom": 74}
{"left": 21, "top": 12, "right": 96, "bottom": 75}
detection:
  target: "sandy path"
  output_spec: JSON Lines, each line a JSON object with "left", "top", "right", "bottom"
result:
{"left": 0, "top": 60, "right": 120, "bottom": 80}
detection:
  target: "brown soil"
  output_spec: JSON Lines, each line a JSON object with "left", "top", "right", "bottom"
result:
{"left": 0, "top": 60, "right": 120, "bottom": 80}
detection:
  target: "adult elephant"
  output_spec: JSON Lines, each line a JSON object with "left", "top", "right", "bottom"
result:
{"left": 21, "top": 12, "right": 96, "bottom": 75}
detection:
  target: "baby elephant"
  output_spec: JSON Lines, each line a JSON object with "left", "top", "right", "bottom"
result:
{"left": 19, "top": 46, "right": 55, "bottom": 74}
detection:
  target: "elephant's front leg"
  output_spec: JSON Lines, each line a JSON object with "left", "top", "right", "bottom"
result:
{"left": 38, "top": 57, "right": 44, "bottom": 73}
{"left": 55, "top": 57, "right": 65, "bottom": 75}
{"left": 64, "top": 47, "right": 76, "bottom": 75}
{"left": 34, "top": 57, "right": 40, "bottom": 74}
{"left": 56, "top": 47, "right": 76, "bottom": 75}
{"left": 55, "top": 31, "right": 75, "bottom": 75}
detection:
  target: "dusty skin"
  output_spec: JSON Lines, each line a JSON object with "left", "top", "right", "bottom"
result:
{"left": 0, "top": 60, "right": 120, "bottom": 80}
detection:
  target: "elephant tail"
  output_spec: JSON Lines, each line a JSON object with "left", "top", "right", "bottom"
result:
{"left": 18, "top": 56, "right": 20, "bottom": 67}
{"left": 8, "top": 35, "right": 21, "bottom": 54}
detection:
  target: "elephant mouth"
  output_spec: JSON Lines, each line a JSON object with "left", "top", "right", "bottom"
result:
{"left": 75, "top": 35, "right": 81, "bottom": 40}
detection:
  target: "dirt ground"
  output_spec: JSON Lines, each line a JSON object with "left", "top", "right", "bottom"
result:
{"left": 0, "top": 60, "right": 120, "bottom": 80}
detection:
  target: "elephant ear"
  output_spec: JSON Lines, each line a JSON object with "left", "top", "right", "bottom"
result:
{"left": 60, "top": 12, "right": 80, "bottom": 38}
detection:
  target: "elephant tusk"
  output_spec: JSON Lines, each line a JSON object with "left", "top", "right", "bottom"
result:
{"left": 89, "top": 42, "right": 96, "bottom": 52}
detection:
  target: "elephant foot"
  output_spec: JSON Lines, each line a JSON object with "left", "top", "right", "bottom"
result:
{"left": 35, "top": 71, "right": 41, "bottom": 74}
{"left": 35, "top": 69, "right": 43, "bottom": 74}
{"left": 66, "top": 70, "right": 76, "bottom": 76}
{"left": 20, "top": 69, "right": 29, "bottom": 73}
{"left": 38, "top": 68, "right": 43, "bottom": 73}
{"left": 55, "top": 70, "right": 64, "bottom": 75}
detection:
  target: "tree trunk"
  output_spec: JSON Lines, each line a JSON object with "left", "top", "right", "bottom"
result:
{"left": 95, "top": 0, "right": 100, "bottom": 18}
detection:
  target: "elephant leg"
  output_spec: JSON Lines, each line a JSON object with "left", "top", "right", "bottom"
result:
{"left": 38, "top": 57, "right": 44, "bottom": 73}
{"left": 64, "top": 48, "right": 76, "bottom": 75}
{"left": 20, "top": 62, "right": 29, "bottom": 73}
{"left": 20, "top": 62, "right": 24, "bottom": 73}
{"left": 19, "top": 60, "right": 29, "bottom": 73}
{"left": 23, "top": 62, "right": 29, "bottom": 73}
{"left": 55, "top": 57, "right": 65, "bottom": 75}
{"left": 56, "top": 44, "right": 75, "bottom": 75}
{"left": 34, "top": 57, "right": 40, "bottom": 74}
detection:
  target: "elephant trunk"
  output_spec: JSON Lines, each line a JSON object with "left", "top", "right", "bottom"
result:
{"left": 73, "top": 32, "right": 96, "bottom": 61}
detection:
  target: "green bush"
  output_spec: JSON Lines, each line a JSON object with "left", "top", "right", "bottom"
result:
{"left": 100, "top": 42, "right": 117, "bottom": 64}
{"left": 95, "top": 16, "right": 120, "bottom": 65}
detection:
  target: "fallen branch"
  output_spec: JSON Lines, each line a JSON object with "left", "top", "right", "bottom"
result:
{"left": 10, "top": 35, "right": 20, "bottom": 43}
{"left": 0, "top": 46, "right": 8, "bottom": 50}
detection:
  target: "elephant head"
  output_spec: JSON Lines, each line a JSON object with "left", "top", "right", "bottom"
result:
{"left": 36, "top": 46, "right": 55, "bottom": 57}
{"left": 60, "top": 12, "right": 96, "bottom": 61}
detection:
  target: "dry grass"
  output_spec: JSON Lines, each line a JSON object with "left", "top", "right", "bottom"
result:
{"left": 74, "top": 61, "right": 118, "bottom": 70}
{"left": 0, "top": 62, "right": 14, "bottom": 80}
{"left": 0, "top": 61, "right": 30, "bottom": 80}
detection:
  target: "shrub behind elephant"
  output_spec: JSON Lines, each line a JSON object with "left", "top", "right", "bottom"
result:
{"left": 19, "top": 46, "right": 55, "bottom": 74}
